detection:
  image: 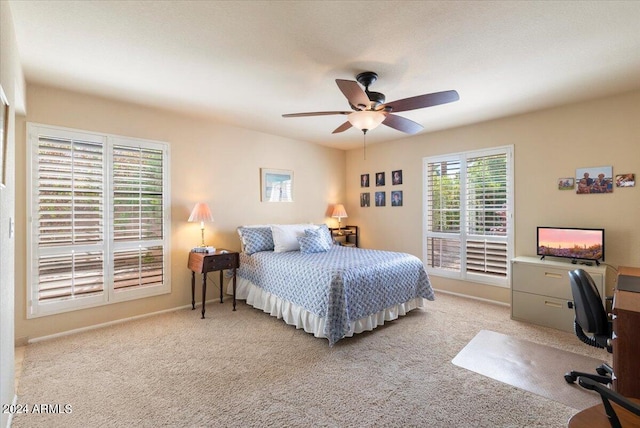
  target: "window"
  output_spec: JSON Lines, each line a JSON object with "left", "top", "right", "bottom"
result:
{"left": 27, "top": 124, "right": 171, "bottom": 318}
{"left": 423, "top": 146, "right": 512, "bottom": 287}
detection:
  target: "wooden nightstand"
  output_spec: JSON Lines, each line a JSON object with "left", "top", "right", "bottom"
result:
{"left": 330, "top": 225, "right": 358, "bottom": 247}
{"left": 187, "top": 250, "right": 239, "bottom": 319}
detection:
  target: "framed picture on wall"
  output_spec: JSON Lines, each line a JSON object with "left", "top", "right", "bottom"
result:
{"left": 615, "top": 173, "right": 635, "bottom": 187}
{"left": 392, "top": 170, "right": 402, "bottom": 185}
{"left": 375, "top": 191, "right": 385, "bottom": 206}
{"left": 391, "top": 191, "right": 403, "bottom": 206}
{"left": 576, "top": 166, "right": 613, "bottom": 194}
{"left": 360, "top": 192, "right": 370, "bottom": 207}
{"left": 261, "top": 168, "right": 293, "bottom": 202}
{"left": 360, "top": 173, "right": 370, "bottom": 188}
{"left": 375, "top": 172, "right": 385, "bottom": 186}
{"left": 558, "top": 178, "right": 574, "bottom": 190}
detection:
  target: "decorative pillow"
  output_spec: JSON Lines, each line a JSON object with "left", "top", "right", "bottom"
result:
{"left": 315, "top": 224, "right": 334, "bottom": 247}
{"left": 237, "top": 226, "right": 274, "bottom": 255}
{"left": 271, "top": 223, "right": 317, "bottom": 252}
{"left": 298, "top": 228, "right": 331, "bottom": 254}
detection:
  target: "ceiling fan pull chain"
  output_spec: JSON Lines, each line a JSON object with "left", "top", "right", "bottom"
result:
{"left": 362, "top": 129, "right": 367, "bottom": 160}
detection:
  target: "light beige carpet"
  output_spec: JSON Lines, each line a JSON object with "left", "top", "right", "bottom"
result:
{"left": 13, "top": 293, "right": 612, "bottom": 427}
{"left": 452, "top": 330, "right": 603, "bottom": 410}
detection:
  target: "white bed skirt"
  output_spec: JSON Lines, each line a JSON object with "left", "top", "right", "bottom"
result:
{"left": 229, "top": 276, "right": 426, "bottom": 342}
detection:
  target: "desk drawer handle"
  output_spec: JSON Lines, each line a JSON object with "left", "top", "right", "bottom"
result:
{"left": 544, "top": 300, "right": 563, "bottom": 308}
{"left": 544, "top": 272, "right": 563, "bottom": 279}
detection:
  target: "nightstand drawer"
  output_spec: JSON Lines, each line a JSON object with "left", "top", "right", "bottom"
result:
{"left": 203, "top": 253, "right": 238, "bottom": 271}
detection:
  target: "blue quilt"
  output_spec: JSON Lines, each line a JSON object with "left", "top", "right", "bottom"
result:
{"left": 238, "top": 245, "right": 435, "bottom": 345}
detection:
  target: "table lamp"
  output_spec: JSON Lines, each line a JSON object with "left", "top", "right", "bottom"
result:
{"left": 188, "top": 202, "right": 214, "bottom": 247}
{"left": 332, "top": 204, "right": 348, "bottom": 235}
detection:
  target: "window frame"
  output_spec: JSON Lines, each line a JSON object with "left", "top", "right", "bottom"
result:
{"left": 27, "top": 123, "right": 171, "bottom": 318}
{"left": 422, "top": 145, "right": 513, "bottom": 287}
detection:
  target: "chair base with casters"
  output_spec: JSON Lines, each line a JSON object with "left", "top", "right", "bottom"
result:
{"left": 564, "top": 362, "right": 613, "bottom": 385}
{"left": 568, "top": 376, "right": 640, "bottom": 428}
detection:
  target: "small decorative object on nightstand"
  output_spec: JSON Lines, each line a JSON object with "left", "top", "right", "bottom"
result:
{"left": 187, "top": 249, "right": 239, "bottom": 319}
{"left": 330, "top": 225, "right": 358, "bottom": 248}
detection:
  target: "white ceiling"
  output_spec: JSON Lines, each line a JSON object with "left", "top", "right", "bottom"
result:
{"left": 8, "top": 1, "right": 640, "bottom": 150}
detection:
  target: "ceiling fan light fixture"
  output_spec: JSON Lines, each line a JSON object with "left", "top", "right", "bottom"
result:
{"left": 347, "top": 110, "right": 385, "bottom": 131}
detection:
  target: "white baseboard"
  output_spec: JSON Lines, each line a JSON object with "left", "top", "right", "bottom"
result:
{"left": 26, "top": 298, "right": 229, "bottom": 344}
{"left": 433, "top": 288, "right": 510, "bottom": 307}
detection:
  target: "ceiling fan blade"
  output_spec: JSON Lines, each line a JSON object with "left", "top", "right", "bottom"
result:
{"left": 332, "top": 121, "right": 353, "bottom": 134}
{"left": 382, "top": 90, "right": 460, "bottom": 113}
{"left": 382, "top": 114, "right": 424, "bottom": 135}
{"left": 282, "top": 111, "right": 351, "bottom": 118}
{"left": 336, "top": 79, "right": 370, "bottom": 110}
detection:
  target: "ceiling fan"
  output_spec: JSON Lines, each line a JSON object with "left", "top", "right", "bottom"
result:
{"left": 282, "top": 71, "right": 460, "bottom": 135}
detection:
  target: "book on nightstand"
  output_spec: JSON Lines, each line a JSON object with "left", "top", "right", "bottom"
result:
{"left": 191, "top": 246, "right": 216, "bottom": 253}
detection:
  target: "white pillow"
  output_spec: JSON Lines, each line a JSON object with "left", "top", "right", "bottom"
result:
{"left": 271, "top": 224, "right": 318, "bottom": 252}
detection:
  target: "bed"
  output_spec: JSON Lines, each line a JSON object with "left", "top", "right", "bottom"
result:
{"left": 229, "top": 223, "right": 435, "bottom": 345}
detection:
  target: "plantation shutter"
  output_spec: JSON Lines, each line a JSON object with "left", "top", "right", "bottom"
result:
{"left": 465, "top": 152, "right": 508, "bottom": 277}
{"left": 35, "top": 134, "right": 105, "bottom": 302}
{"left": 425, "top": 158, "right": 462, "bottom": 272}
{"left": 112, "top": 145, "right": 165, "bottom": 291}
{"left": 424, "top": 146, "right": 512, "bottom": 286}
{"left": 28, "top": 123, "right": 171, "bottom": 317}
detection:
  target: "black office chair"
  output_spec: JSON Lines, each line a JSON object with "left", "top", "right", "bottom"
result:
{"left": 577, "top": 376, "right": 640, "bottom": 428}
{"left": 564, "top": 269, "right": 614, "bottom": 385}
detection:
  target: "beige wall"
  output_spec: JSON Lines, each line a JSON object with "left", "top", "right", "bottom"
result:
{"left": 346, "top": 90, "right": 640, "bottom": 303}
{"left": 10, "top": 67, "right": 640, "bottom": 343}
{"left": 15, "top": 84, "right": 346, "bottom": 342}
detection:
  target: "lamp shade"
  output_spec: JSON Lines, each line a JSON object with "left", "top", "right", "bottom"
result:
{"left": 331, "top": 204, "right": 348, "bottom": 219}
{"left": 347, "top": 110, "right": 386, "bottom": 131}
{"left": 188, "top": 203, "right": 214, "bottom": 223}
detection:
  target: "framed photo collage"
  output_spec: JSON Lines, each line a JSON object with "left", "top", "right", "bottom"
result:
{"left": 360, "top": 169, "right": 403, "bottom": 207}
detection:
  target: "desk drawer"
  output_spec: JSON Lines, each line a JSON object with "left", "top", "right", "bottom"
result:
{"left": 203, "top": 253, "right": 238, "bottom": 271}
{"left": 512, "top": 290, "right": 574, "bottom": 332}
{"left": 512, "top": 262, "right": 603, "bottom": 300}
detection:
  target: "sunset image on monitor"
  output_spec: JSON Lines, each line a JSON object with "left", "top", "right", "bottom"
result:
{"left": 537, "top": 228, "right": 604, "bottom": 261}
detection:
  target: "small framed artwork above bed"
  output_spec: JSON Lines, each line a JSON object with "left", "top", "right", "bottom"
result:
{"left": 261, "top": 168, "right": 293, "bottom": 202}
{"left": 233, "top": 223, "right": 435, "bottom": 346}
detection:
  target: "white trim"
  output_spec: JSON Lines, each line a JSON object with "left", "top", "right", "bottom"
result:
{"left": 26, "top": 122, "right": 171, "bottom": 318}
{"left": 423, "top": 145, "right": 514, "bottom": 288}
{"left": 433, "top": 288, "right": 510, "bottom": 307}
{"left": 7, "top": 394, "right": 18, "bottom": 427}
{"left": 26, "top": 302, "right": 204, "bottom": 344}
